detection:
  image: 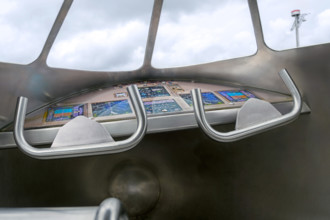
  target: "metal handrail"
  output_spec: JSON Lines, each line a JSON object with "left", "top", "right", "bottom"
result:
{"left": 95, "top": 198, "right": 128, "bottom": 220}
{"left": 191, "top": 69, "right": 302, "bottom": 142}
{"left": 0, "top": 197, "right": 127, "bottom": 220}
{"left": 13, "top": 85, "right": 147, "bottom": 159}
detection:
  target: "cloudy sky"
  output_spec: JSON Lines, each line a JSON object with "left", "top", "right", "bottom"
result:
{"left": 0, "top": 0, "right": 329, "bottom": 70}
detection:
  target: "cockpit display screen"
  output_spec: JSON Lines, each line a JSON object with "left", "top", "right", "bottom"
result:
{"left": 92, "top": 100, "right": 132, "bottom": 117}
{"left": 143, "top": 99, "right": 182, "bottom": 115}
{"left": 138, "top": 86, "right": 170, "bottom": 98}
{"left": 45, "top": 104, "right": 84, "bottom": 122}
{"left": 180, "top": 92, "right": 224, "bottom": 106}
{"left": 217, "top": 90, "right": 256, "bottom": 102}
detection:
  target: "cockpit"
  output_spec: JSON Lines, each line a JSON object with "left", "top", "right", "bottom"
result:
{"left": 0, "top": 0, "right": 329, "bottom": 219}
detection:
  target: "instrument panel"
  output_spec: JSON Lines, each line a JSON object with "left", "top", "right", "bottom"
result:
{"left": 23, "top": 80, "right": 292, "bottom": 129}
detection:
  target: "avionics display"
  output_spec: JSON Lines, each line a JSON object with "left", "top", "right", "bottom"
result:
{"left": 92, "top": 100, "right": 132, "bottom": 117}
{"left": 138, "top": 86, "right": 170, "bottom": 98}
{"left": 217, "top": 90, "right": 256, "bottom": 102}
{"left": 143, "top": 99, "right": 182, "bottom": 115}
{"left": 45, "top": 104, "right": 84, "bottom": 122}
{"left": 180, "top": 92, "right": 224, "bottom": 106}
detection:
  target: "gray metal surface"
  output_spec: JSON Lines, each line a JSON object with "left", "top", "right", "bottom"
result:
{"left": 0, "top": 198, "right": 126, "bottom": 220}
{"left": 191, "top": 69, "right": 302, "bottom": 142}
{"left": 108, "top": 163, "right": 160, "bottom": 216}
{"left": 13, "top": 85, "right": 147, "bottom": 159}
{"left": 0, "top": 207, "right": 96, "bottom": 220}
{"left": 0, "top": 0, "right": 329, "bottom": 219}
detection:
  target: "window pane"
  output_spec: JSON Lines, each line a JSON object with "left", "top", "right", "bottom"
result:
{"left": 0, "top": 0, "right": 62, "bottom": 64}
{"left": 47, "top": 0, "right": 153, "bottom": 71}
{"left": 152, "top": 0, "right": 257, "bottom": 68}
{"left": 257, "top": 0, "right": 330, "bottom": 50}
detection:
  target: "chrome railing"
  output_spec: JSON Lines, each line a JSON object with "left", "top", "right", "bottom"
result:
{"left": 0, "top": 198, "right": 127, "bottom": 220}
{"left": 95, "top": 198, "right": 128, "bottom": 220}
{"left": 13, "top": 85, "right": 147, "bottom": 159}
{"left": 191, "top": 69, "right": 302, "bottom": 142}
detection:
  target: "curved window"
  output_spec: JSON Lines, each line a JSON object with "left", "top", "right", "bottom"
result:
{"left": 0, "top": 0, "right": 62, "bottom": 64}
{"left": 257, "top": 0, "right": 330, "bottom": 50}
{"left": 47, "top": 0, "right": 153, "bottom": 71}
{"left": 152, "top": 0, "right": 257, "bottom": 68}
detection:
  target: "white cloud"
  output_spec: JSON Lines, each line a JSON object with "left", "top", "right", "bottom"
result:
{"left": 48, "top": 21, "right": 149, "bottom": 71}
{"left": 301, "top": 9, "right": 330, "bottom": 45}
{"left": 316, "top": 9, "right": 330, "bottom": 32}
{"left": 152, "top": 1, "right": 257, "bottom": 68}
{"left": 269, "top": 18, "right": 291, "bottom": 31}
{"left": 47, "top": 0, "right": 153, "bottom": 71}
{"left": 258, "top": 0, "right": 330, "bottom": 50}
{"left": 318, "top": 9, "right": 330, "bottom": 25}
{"left": 0, "top": 0, "right": 62, "bottom": 64}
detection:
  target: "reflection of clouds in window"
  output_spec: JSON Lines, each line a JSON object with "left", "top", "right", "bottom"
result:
{"left": 152, "top": 0, "right": 257, "bottom": 68}
{"left": 47, "top": 0, "right": 153, "bottom": 71}
{"left": 0, "top": 0, "right": 62, "bottom": 64}
{"left": 258, "top": 0, "right": 330, "bottom": 50}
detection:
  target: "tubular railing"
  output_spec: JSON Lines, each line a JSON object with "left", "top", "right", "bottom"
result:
{"left": 191, "top": 69, "right": 302, "bottom": 142}
{"left": 14, "top": 85, "right": 147, "bottom": 159}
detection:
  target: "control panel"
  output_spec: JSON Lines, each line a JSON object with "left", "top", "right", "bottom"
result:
{"left": 23, "top": 80, "right": 292, "bottom": 129}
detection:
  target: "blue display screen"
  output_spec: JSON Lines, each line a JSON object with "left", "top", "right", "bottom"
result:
{"left": 138, "top": 86, "right": 170, "bottom": 98}
{"left": 180, "top": 92, "right": 224, "bottom": 106}
{"left": 143, "top": 99, "right": 182, "bottom": 115}
{"left": 45, "top": 104, "right": 84, "bottom": 122}
{"left": 217, "top": 90, "right": 256, "bottom": 102}
{"left": 92, "top": 100, "right": 132, "bottom": 117}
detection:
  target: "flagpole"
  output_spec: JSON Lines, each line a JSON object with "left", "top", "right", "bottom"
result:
{"left": 295, "top": 16, "right": 299, "bottom": 47}
{"left": 291, "top": 10, "right": 301, "bottom": 48}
